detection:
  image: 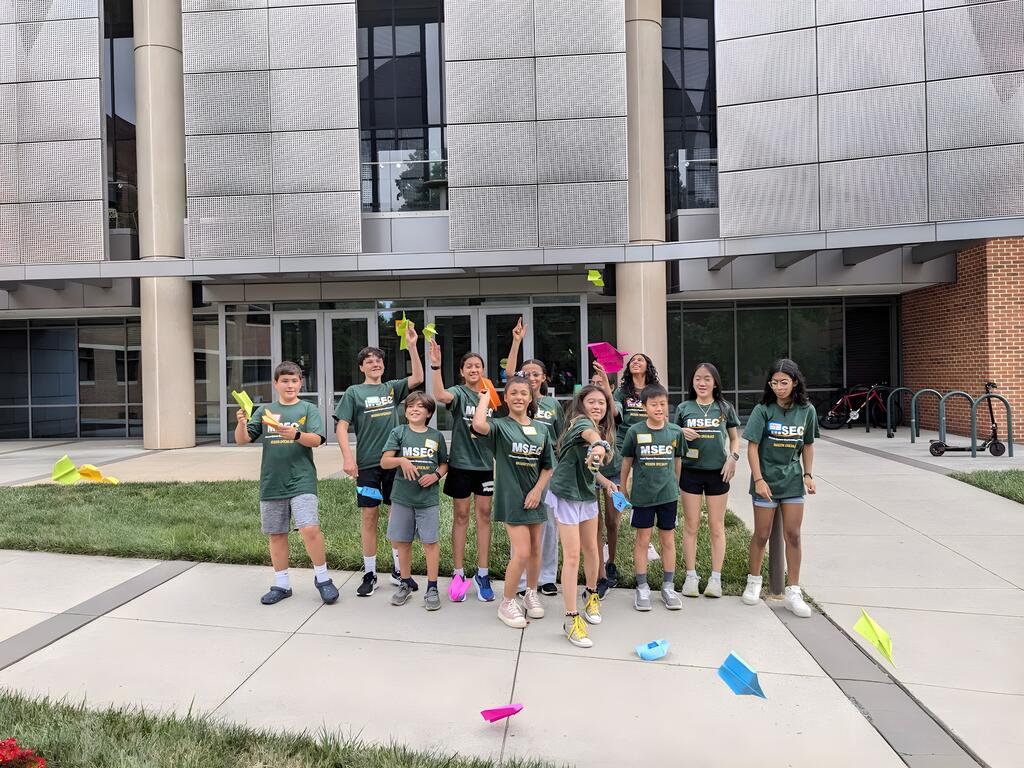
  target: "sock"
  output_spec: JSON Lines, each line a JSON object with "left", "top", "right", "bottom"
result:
{"left": 710, "top": 570, "right": 721, "bottom": 580}
{"left": 565, "top": 611, "right": 579, "bottom": 617}
{"left": 477, "top": 567, "right": 488, "bottom": 578}
{"left": 686, "top": 569, "right": 698, "bottom": 579}
{"left": 363, "top": 555, "right": 376, "bottom": 574}
{"left": 663, "top": 571, "right": 675, "bottom": 587}
{"left": 403, "top": 577, "right": 417, "bottom": 588}
{"left": 428, "top": 580, "right": 438, "bottom": 590}
{"left": 636, "top": 573, "right": 648, "bottom": 587}
{"left": 453, "top": 568, "right": 465, "bottom": 578}
{"left": 392, "top": 548, "right": 400, "bottom": 573}
{"left": 274, "top": 570, "right": 290, "bottom": 589}
{"left": 313, "top": 563, "right": 329, "bottom": 584}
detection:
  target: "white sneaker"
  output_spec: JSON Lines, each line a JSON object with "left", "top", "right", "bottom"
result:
{"left": 741, "top": 575, "right": 762, "bottom": 605}
{"left": 522, "top": 588, "right": 545, "bottom": 619}
{"left": 661, "top": 585, "right": 682, "bottom": 610}
{"left": 634, "top": 584, "right": 651, "bottom": 611}
{"left": 681, "top": 573, "right": 700, "bottom": 597}
{"left": 703, "top": 575, "right": 722, "bottom": 598}
{"left": 498, "top": 597, "right": 527, "bottom": 628}
{"left": 647, "top": 542, "right": 660, "bottom": 562}
{"left": 784, "top": 585, "right": 812, "bottom": 618}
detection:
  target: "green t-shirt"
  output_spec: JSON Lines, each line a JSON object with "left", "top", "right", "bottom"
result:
{"left": 446, "top": 384, "right": 493, "bottom": 471}
{"left": 481, "top": 417, "right": 554, "bottom": 525}
{"left": 742, "top": 402, "right": 819, "bottom": 499}
{"left": 533, "top": 395, "right": 565, "bottom": 438}
{"left": 675, "top": 400, "right": 741, "bottom": 471}
{"left": 334, "top": 378, "right": 410, "bottom": 469}
{"left": 621, "top": 421, "right": 684, "bottom": 507}
{"left": 381, "top": 425, "right": 449, "bottom": 509}
{"left": 246, "top": 400, "right": 325, "bottom": 500}
{"left": 548, "top": 417, "right": 601, "bottom": 502}
{"left": 601, "top": 387, "right": 645, "bottom": 478}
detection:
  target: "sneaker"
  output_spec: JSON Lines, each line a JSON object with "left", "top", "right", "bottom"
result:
{"left": 605, "top": 562, "right": 619, "bottom": 588}
{"left": 423, "top": 585, "right": 441, "bottom": 611}
{"left": 742, "top": 575, "right": 762, "bottom": 606}
{"left": 260, "top": 586, "right": 292, "bottom": 605}
{"left": 448, "top": 573, "right": 469, "bottom": 602}
{"left": 784, "top": 585, "right": 812, "bottom": 618}
{"left": 582, "top": 590, "right": 602, "bottom": 625}
{"left": 634, "top": 585, "right": 651, "bottom": 611}
{"left": 522, "top": 588, "right": 545, "bottom": 619}
{"left": 475, "top": 573, "right": 495, "bottom": 602}
{"left": 565, "top": 613, "right": 593, "bottom": 648}
{"left": 647, "top": 542, "right": 660, "bottom": 562}
{"left": 314, "top": 577, "right": 339, "bottom": 605}
{"left": 539, "top": 582, "right": 558, "bottom": 596}
{"left": 391, "top": 582, "right": 412, "bottom": 606}
{"left": 390, "top": 570, "right": 402, "bottom": 587}
{"left": 596, "top": 577, "right": 610, "bottom": 600}
{"left": 498, "top": 597, "right": 527, "bottom": 628}
{"left": 661, "top": 584, "right": 682, "bottom": 610}
{"left": 681, "top": 573, "right": 700, "bottom": 598}
{"left": 704, "top": 575, "right": 722, "bottom": 599}
{"left": 356, "top": 571, "right": 377, "bottom": 597}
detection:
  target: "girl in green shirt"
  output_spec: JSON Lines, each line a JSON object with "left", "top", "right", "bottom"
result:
{"left": 742, "top": 358, "right": 818, "bottom": 619}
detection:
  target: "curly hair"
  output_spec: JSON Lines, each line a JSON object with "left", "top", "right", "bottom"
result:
{"left": 619, "top": 353, "right": 661, "bottom": 401}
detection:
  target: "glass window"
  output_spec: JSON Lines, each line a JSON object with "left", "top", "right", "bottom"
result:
{"left": 331, "top": 317, "right": 371, "bottom": 411}
{"left": 533, "top": 306, "right": 581, "bottom": 398}
{"left": 32, "top": 407, "right": 78, "bottom": 438}
{"left": 30, "top": 328, "right": 78, "bottom": 405}
{"left": 78, "top": 322, "right": 127, "bottom": 405}
{"left": 104, "top": 0, "right": 137, "bottom": 230}
{"left": 482, "top": 313, "right": 521, "bottom": 386}
{"left": 791, "top": 306, "right": 843, "bottom": 389}
{"left": 683, "top": 309, "right": 735, "bottom": 391}
{"left": 193, "top": 316, "right": 221, "bottom": 410}
{"left": 126, "top": 319, "right": 142, "bottom": 403}
{"left": 0, "top": 408, "right": 30, "bottom": 439}
{"left": 668, "top": 305, "right": 682, "bottom": 390}
{"left": 846, "top": 304, "right": 893, "bottom": 386}
{"left": 80, "top": 405, "right": 126, "bottom": 437}
{"left": 587, "top": 303, "right": 616, "bottom": 347}
{"left": 195, "top": 403, "right": 220, "bottom": 440}
{"left": 430, "top": 313, "right": 473, "bottom": 430}
{"left": 0, "top": 328, "right": 29, "bottom": 405}
{"left": 225, "top": 313, "right": 272, "bottom": 406}
{"left": 737, "top": 309, "right": 787, "bottom": 391}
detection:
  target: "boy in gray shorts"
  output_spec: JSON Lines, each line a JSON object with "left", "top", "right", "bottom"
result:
{"left": 235, "top": 361, "right": 339, "bottom": 606}
{"left": 380, "top": 392, "right": 449, "bottom": 610}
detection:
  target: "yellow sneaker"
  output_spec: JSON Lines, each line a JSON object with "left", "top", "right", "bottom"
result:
{"left": 583, "top": 590, "right": 602, "bottom": 625}
{"left": 564, "top": 613, "right": 593, "bottom": 648}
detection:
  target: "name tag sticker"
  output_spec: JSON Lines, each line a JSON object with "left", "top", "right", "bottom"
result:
{"left": 637, "top": 433, "right": 653, "bottom": 444}
{"left": 522, "top": 426, "right": 537, "bottom": 435}
{"left": 686, "top": 448, "right": 699, "bottom": 460}
{"left": 425, "top": 439, "right": 438, "bottom": 450}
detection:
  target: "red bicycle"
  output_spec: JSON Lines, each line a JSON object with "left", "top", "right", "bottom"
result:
{"left": 819, "top": 384, "right": 903, "bottom": 429}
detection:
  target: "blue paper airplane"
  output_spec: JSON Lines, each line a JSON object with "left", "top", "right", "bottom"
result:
{"left": 717, "top": 652, "right": 766, "bottom": 698}
{"left": 635, "top": 639, "right": 669, "bottom": 661}
{"left": 611, "top": 491, "right": 632, "bottom": 513}
{"left": 357, "top": 485, "right": 384, "bottom": 501}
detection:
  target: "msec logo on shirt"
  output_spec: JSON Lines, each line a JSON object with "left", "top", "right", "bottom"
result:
{"left": 768, "top": 422, "right": 805, "bottom": 439}
{"left": 511, "top": 441, "right": 544, "bottom": 458}
{"left": 639, "top": 444, "right": 676, "bottom": 457}
{"left": 686, "top": 417, "right": 721, "bottom": 428}
{"left": 402, "top": 445, "right": 435, "bottom": 459}
{"left": 365, "top": 394, "right": 395, "bottom": 410}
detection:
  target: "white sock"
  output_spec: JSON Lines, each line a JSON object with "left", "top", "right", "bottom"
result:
{"left": 392, "top": 548, "right": 400, "bottom": 573}
{"left": 478, "top": 567, "right": 488, "bottom": 577}
{"left": 710, "top": 571, "right": 721, "bottom": 580}
{"left": 313, "top": 563, "right": 329, "bottom": 584}
{"left": 454, "top": 568, "right": 465, "bottom": 578}
{"left": 274, "top": 570, "right": 290, "bottom": 589}
{"left": 364, "top": 555, "right": 376, "bottom": 574}
{"left": 686, "top": 570, "right": 698, "bottom": 578}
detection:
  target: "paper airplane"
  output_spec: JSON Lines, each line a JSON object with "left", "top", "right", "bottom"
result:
{"left": 587, "top": 342, "right": 629, "bottom": 373}
{"left": 357, "top": 485, "right": 384, "bottom": 501}
{"left": 448, "top": 575, "right": 471, "bottom": 601}
{"left": 231, "top": 390, "right": 253, "bottom": 419}
{"left": 587, "top": 269, "right": 604, "bottom": 287}
{"left": 261, "top": 410, "right": 283, "bottom": 429}
{"left": 395, "top": 312, "right": 415, "bottom": 350}
{"left": 422, "top": 322, "right": 437, "bottom": 341}
{"left": 52, "top": 455, "right": 80, "bottom": 485}
{"left": 482, "top": 378, "right": 501, "bottom": 409}
{"left": 480, "top": 704, "right": 523, "bottom": 722}
{"left": 78, "top": 464, "right": 120, "bottom": 485}
{"left": 718, "top": 652, "right": 766, "bottom": 698}
{"left": 611, "top": 490, "right": 632, "bottom": 513}
{"left": 853, "top": 609, "right": 895, "bottom": 666}
{"left": 635, "top": 639, "right": 670, "bottom": 661}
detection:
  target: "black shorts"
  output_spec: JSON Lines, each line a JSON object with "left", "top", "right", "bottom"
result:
{"left": 443, "top": 467, "right": 495, "bottom": 499}
{"left": 356, "top": 465, "right": 396, "bottom": 508}
{"left": 680, "top": 467, "right": 730, "bottom": 497}
{"left": 630, "top": 501, "right": 678, "bottom": 531}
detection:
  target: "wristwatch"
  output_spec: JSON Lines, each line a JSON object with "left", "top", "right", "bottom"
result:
{"left": 430, "top": 364, "right": 441, "bottom": 370}
{"left": 730, "top": 451, "right": 740, "bottom": 461}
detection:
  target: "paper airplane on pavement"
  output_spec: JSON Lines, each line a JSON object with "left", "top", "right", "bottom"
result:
{"left": 853, "top": 609, "right": 895, "bottom": 666}
{"left": 718, "top": 652, "right": 766, "bottom": 698}
{"left": 480, "top": 704, "right": 523, "bottom": 722}
{"left": 52, "top": 455, "right": 80, "bottom": 485}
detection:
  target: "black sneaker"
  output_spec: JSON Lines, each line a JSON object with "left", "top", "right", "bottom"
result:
{"left": 539, "top": 583, "right": 558, "bottom": 596}
{"left": 605, "top": 562, "right": 619, "bottom": 588}
{"left": 596, "top": 577, "right": 610, "bottom": 600}
{"left": 356, "top": 571, "right": 377, "bottom": 597}
{"left": 517, "top": 589, "right": 526, "bottom": 598}
{"left": 390, "top": 570, "right": 402, "bottom": 587}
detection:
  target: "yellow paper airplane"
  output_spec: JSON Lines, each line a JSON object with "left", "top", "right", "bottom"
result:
{"left": 231, "top": 390, "right": 253, "bottom": 418}
{"left": 422, "top": 322, "right": 437, "bottom": 341}
{"left": 52, "top": 455, "right": 80, "bottom": 485}
{"left": 395, "top": 312, "right": 415, "bottom": 350}
{"left": 587, "top": 269, "right": 604, "bottom": 287}
{"left": 78, "top": 464, "right": 120, "bottom": 485}
{"left": 261, "top": 410, "right": 284, "bottom": 429}
{"left": 853, "top": 609, "right": 895, "bottom": 666}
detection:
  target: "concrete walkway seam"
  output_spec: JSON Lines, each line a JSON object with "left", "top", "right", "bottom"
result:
{"left": 819, "top": 434, "right": 953, "bottom": 475}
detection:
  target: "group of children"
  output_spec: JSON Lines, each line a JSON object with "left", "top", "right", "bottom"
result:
{"left": 236, "top": 318, "right": 819, "bottom": 648}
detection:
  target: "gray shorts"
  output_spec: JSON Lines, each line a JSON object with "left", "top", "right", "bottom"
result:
{"left": 387, "top": 502, "right": 440, "bottom": 544}
{"left": 260, "top": 493, "right": 319, "bottom": 534}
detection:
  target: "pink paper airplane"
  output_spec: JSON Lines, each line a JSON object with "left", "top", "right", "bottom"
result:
{"left": 480, "top": 704, "right": 523, "bottom": 722}
{"left": 588, "top": 342, "right": 629, "bottom": 373}
{"left": 448, "top": 576, "right": 471, "bottom": 601}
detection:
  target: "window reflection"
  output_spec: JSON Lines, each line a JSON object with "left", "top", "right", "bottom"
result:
{"left": 104, "top": 0, "right": 137, "bottom": 231}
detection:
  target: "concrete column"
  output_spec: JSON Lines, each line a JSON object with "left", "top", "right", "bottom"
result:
{"left": 617, "top": 0, "right": 668, "bottom": 377}
{"left": 135, "top": 0, "right": 196, "bottom": 448}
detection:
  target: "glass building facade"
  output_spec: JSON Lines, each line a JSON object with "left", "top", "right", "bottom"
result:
{"left": 103, "top": 0, "right": 137, "bottom": 232}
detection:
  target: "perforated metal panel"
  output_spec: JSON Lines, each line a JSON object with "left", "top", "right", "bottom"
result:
{"left": 533, "top": 0, "right": 624, "bottom": 56}
{"left": 274, "top": 191, "right": 361, "bottom": 255}
{"left": 929, "top": 144, "right": 1024, "bottom": 220}
{"left": 447, "top": 121, "right": 537, "bottom": 188}
{"left": 925, "top": 0, "right": 1024, "bottom": 79}
{"left": 536, "top": 117, "right": 628, "bottom": 184}
{"left": 717, "top": 96, "right": 817, "bottom": 172}
{"left": 271, "top": 129, "right": 360, "bottom": 193}
{"left": 538, "top": 181, "right": 627, "bottom": 247}
{"left": 0, "top": 0, "right": 14, "bottom": 23}
{"left": 0, "top": 84, "right": 15, "bottom": 143}
{"left": 446, "top": 58, "right": 535, "bottom": 124}
{"left": 16, "top": 0, "right": 98, "bottom": 22}
{"left": 819, "top": 83, "right": 925, "bottom": 161}
{"left": 182, "top": 9, "right": 268, "bottom": 74}
{"left": 19, "top": 200, "right": 104, "bottom": 262}
{"left": 715, "top": 29, "right": 816, "bottom": 106}
{"left": 0, "top": 24, "right": 15, "bottom": 83}
{"left": 817, "top": 13, "right": 924, "bottom": 93}
{"left": 816, "top": 0, "right": 922, "bottom": 25}
{"left": 449, "top": 185, "right": 538, "bottom": 250}
{"left": 0, "top": 144, "right": 16, "bottom": 203}
{"left": 17, "top": 139, "right": 101, "bottom": 202}
{"left": 0, "top": 204, "right": 17, "bottom": 263}
{"left": 444, "top": 0, "right": 534, "bottom": 61}
{"left": 183, "top": 0, "right": 266, "bottom": 10}
{"left": 16, "top": 17, "right": 100, "bottom": 81}
{"left": 184, "top": 71, "right": 271, "bottom": 135}
{"left": 268, "top": 3, "right": 356, "bottom": 69}
{"left": 928, "top": 72, "right": 1024, "bottom": 150}
{"left": 270, "top": 66, "right": 358, "bottom": 131}
{"left": 715, "top": 0, "right": 815, "bottom": 40}
{"left": 925, "top": 0, "right": 1001, "bottom": 7}
{"left": 185, "top": 133, "right": 272, "bottom": 196}
{"left": 270, "top": 0, "right": 354, "bottom": 6}
{"left": 187, "top": 194, "right": 274, "bottom": 259}
{"left": 536, "top": 53, "right": 626, "bottom": 120}
{"left": 821, "top": 153, "right": 928, "bottom": 229}
{"left": 718, "top": 164, "right": 819, "bottom": 237}
{"left": 17, "top": 78, "right": 101, "bottom": 142}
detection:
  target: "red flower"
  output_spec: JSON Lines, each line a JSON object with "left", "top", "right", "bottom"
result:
{"left": 0, "top": 738, "right": 46, "bottom": 768}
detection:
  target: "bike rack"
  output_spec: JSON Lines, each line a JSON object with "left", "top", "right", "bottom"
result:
{"left": 863, "top": 384, "right": 890, "bottom": 433}
{"left": 970, "top": 394, "right": 1015, "bottom": 458}
{"left": 885, "top": 387, "right": 913, "bottom": 438}
{"left": 938, "top": 391, "right": 974, "bottom": 444}
{"left": 910, "top": 388, "right": 942, "bottom": 443}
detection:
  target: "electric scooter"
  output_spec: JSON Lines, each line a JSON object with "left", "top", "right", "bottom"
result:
{"left": 929, "top": 382, "right": 1007, "bottom": 457}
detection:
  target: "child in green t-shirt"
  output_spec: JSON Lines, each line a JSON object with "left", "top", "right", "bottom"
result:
{"left": 235, "top": 361, "right": 336, "bottom": 607}
{"left": 380, "top": 392, "right": 449, "bottom": 611}
{"left": 620, "top": 384, "right": 684, "bottom": 613}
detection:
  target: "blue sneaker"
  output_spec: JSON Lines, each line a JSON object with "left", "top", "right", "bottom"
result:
{"left": 474, "top": 573, "right": 495, "bottom": 602}
{"left": 314, "top": 577, "right": 339, "bottom": 605}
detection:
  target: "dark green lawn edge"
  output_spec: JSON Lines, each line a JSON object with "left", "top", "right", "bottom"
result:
{"left": 950, "top": 469, "right": 1024, "bottom": 505}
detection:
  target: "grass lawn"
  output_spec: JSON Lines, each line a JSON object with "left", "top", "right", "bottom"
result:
{"left": 950, "top": 469, "right": 1024, "bottom": 505}
{"left": 0, "top": 691, "right": 551, "bottom": 768}
{"left": 0, "top": 480, "right": 765, "bottom": 595}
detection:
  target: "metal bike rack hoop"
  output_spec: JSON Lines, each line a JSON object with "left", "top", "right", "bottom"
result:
{"left": 938, "top": 391, "right": 974, "bottom": 444}
{"left": 910, "top": 388, "right": 941, "bottom": 443}
{"left": 886, "top": 387, "right": 913, "bottom": 438}
{"left": 970, "top": 394, "right": 1015, "bottom": 458}
{"left": 863, "top": 384, "right": 890, "bottom": 433}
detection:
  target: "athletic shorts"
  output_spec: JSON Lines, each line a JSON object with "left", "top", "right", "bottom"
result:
{"left": 631, "top": 501, "right": 678, "bottom": 531}
{"left": 443, "top": 467, "right": 494, "bottom": 499}
{"left": 260, "top": 493, "right": 319, "bottom": 534}
{"left": 387, "top": 502, "right": 440, "bottom": 544}
{"left": 545, "top": 491, "right": 599, "bottom": 525}
{"left": 752, "top": 495, "right": 805, "bottom": 508}
{"left": 680, "top": 467, "right": 730, "bottom": 497}
{"left": 356, "top": 465, "right": 395, "bottom": 508}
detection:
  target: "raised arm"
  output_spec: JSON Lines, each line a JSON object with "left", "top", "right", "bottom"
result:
{"left": 405, "top": 322, "right": 424, "bottom": 390}
{"left": 428, "top": 340, "right": 455, "bottom": 405}
{"left": 471, "top": 389, "right": 492, "bottom": 435}
{"left": 505, "top": 316, "right": 526, "bottom": 382}
{"left": 591, "top": 361, "right": 615, "bottom": 402}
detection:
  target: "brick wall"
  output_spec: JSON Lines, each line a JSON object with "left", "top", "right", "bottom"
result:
{"left": 900, "top": 237, "right": 1023, "bottom": 440}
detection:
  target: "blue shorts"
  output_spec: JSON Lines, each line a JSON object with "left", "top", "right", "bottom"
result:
{"left": 752, "top": 495, "right": 805, "bottom": 508}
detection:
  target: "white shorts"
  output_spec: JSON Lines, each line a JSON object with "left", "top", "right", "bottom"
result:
{"left": 545, "top": 491, "right": 599, "bottom": 526}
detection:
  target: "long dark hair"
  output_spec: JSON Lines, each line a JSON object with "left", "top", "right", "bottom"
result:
{"left": 686, "top": 362, "right": 730, "bottom": 412}
{"left": 503, "top": 375, "right": 538, "bottom": 419}
{"left": 558, "top": 384, "right": 616, "bottom": 455}
{"left": 759, "top": 358, "right": 809, "bottom": 406}
{"left": 459, "top": 351, "right": 485, "bottom": 382}
{"left": 620, "top": 353, "right": 660, "bottom": 401}
{"left": 519, "top": 358, "right": 549, "bottom": 396}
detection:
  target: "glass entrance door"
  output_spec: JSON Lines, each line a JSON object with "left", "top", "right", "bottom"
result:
{"left": 325, "top": 312, "right": 377, "bottom": 432}
{"left": 273, "top": 314, "right": 326, "bottom": 427}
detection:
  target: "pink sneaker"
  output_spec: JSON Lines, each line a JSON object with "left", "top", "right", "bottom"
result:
{"left": 448, "top": 574, "right": 470, "bottom": 602}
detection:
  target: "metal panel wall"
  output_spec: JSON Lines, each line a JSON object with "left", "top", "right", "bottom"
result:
{"left": 718, "top": 164, "right": 819, "bottom": 237}
{"left": 817, "top": 13, "right": 925, "bottom": 93}
{"left": 816, "top": 0, "right": 923, "bottom": 25}
{"left": 927, "top": 71, "right": 1024, "bottom": 150}
{"left": 182, "top": 0, "right": 361, "bottom": 258}
{"left": 717, "top": 96, "right": 817, "bottom": 171}
{"left": 715, "top": 0, "right": 815, "bottom": 40}
{"left": 716, "top": 29, "right": 816, "bottom": 106}
{"left": 818, "top": 84, "right": 926, "bottom": 161}
{"left": 925, "top": 0, "right": 1024, "bottom": 79}
{"left": 820, "top": 153, "right": 929, "bottom": 229}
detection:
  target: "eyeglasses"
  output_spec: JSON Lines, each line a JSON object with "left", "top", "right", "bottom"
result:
{"left": 769, "top": 379, "right": 793, "bottom": 387}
